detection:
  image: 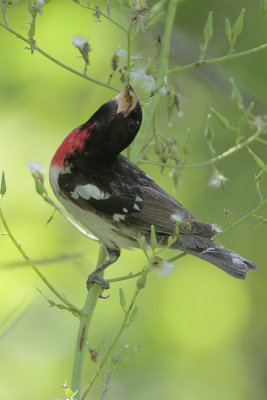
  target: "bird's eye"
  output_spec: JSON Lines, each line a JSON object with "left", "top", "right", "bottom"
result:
{"left": 127, "top": 119, "right": 138, "bottom": 131}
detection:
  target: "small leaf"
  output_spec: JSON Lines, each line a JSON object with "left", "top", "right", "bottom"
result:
{"left": 204, "top": 114, "right": 214, "bottom": 143}
{"left": 147, "top": 11, "right": 165, "bottom": 28}
{"left": 150, "top": 225, "right": 157, "bottom": 251}
{"left": 154, "top": 136, "right": 162, "bottom": 155}
{"left": 247, "top": 147, "right": 266, "bottom": 171}
{"left": 225, "top": 18, "right": 232, "bottom": 42}
{"left": 233, "top": 8, "right": 245, "bottom": 38}
{"left": 1, "top": 171, "right": 6, "bottom": 196}
{"left": 129, "top": 306, "right": 138, "bottom": 322}
{"left": 172, "top": 170, "right": 179, "bottom": 191}
{"left": 209, "top": 106, "right": 230, "bottom": 129}
{"left": 229, "top": 77, "right": 243, "bottom": 108}
{"left": 182, "top": 129, "right": 192, "bottom": 156}
{"left": 167, "top": 86, "right": 175, "bottom": 127}
{"left": 203, "top": 11, "right": 213, "bottom": 43}
{"left": 237, "top": 102, "right": 254, "bottom": 128}
{"left": 32, "top": 173, "right": 46, "bottom": 196}
{"left": 136, "top": 269, "right": 147, "bottom": 289}
{"left": 261, "top": 0, "right": 267, "bottom": 17}
{"left": 119, "top": 288, "right": 126, "bottom": 310}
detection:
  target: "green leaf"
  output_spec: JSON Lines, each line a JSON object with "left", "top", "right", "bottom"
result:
{"left": 150, "top": 225, "right": 157, "bottom": 251}
{"left": 203, "top": 11, "right": 213, "bottom": 43}
{"left": 1, "top": 171, "right": 6, "bottom": 196}
{"left": 32, "top": 173, "right": 46, "bottom": 196}
{"left": 233, "top": 8, "right": 245, "bottom": 38}
{"left": 182, "top": 129, "right": 192, "bottom": 156}
{"left": 225, "top": 17, "right": 232, "bottom": 42}
{"left": 119, "top": 288, "right": 126, "bottom": 310}
{"left": 229, "top": 77, "right": 243, "bottom": 108}
{"left": 136, "top": 269, "right": 147, "bottom": 289}
{"left": 237, "top": 102, "right": 254, "bottom": 128}
{"left": 204, "top": 114, "right": 214, "bottom": 143}
{"left": 167, "top": 87, "right": 175, "bottom": 127}
{"left": 247, "top": 147, "right": 266, "bottom": 171}
{"left": 209, "top": 106, "right": 230, "bottom": 129}
{"left": 261, "top": 0, "right": 267, "bottom": 17}
{"left": 129, "top": 306, "right": 138, "bottom": 322}
{"left": 147, "top": 11, "right": 165, "bottom": 28}
{"left": 172, "top": 170, "right": 179, "bottom": 191}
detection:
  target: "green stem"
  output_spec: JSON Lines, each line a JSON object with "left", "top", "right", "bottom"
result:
{"left": 71, "top": 244, "right": 107, "bottom": 399}
{"left": 139, "top": 126, "right": 263, "bottom": 169}
{"left": 0, "top": 206, "right": 79, "bottom": 312}
{"left": 43, "top": 195, "right": 98, "bottom": 242}
{"left": 131, "top": 0, "right": 181, "bottom": 163}
{"left": 127, "top": 22, "right": 133, "bottom": 86}
{"left": 0, "top": 21, "right": 120, "bottom": 93}
{"left": 168, "top": 43, "right": 267, "bottom": 75}
{"left": 215, "top": 199, "right": 267, "bottom": 240}
{"left": 76, "top": 3, "right": 128, "bottom": 33}
{"left": 81, "top": 288, "right": 140, "bottom": 399}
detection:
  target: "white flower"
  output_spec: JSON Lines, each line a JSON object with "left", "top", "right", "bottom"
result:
{"left": 130, "top": 68, "right": 155, "bottom": 97}
{"left": 27, "top": 161, "right": 45, "bottom": 175}
{"left": 159, "top": 260, "right": 174, "bottom": 276}
{"left": 72, "top": 36, "right": 89, "bottom": 48}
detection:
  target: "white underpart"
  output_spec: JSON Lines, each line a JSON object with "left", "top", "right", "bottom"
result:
{"left": 113, "top": 214, "right": 126, "bottom": 222}
{"left": 72, "top": 183, "right": 110, "bottom": 200}
{"left": 201, "top": 247, "right": 215, "bottom": 254}
{"left": 133, "top": 203, "right": 140, "bottom": 211}
{"left": 49, "top": 166, "right": 136, "bottom": 249}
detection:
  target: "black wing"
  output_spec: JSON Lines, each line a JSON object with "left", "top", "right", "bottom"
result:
{"left": 58, "top": 155, "right": 215, "bottom": 238}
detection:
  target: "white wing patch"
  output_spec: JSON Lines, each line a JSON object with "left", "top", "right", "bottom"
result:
{"left": 113, "top": 214, "right": 126, "bottom": 222}
{"left": 171, "top": 210, "right": 185, "bottom": 223}
{"left": 71, "top": 184, "right": 110, "bottom": 200}
{"left": 201, "top": 247, "right": 215, "bottom": 254}
{"left": 133, "top": 203, "right": 140, "bottom": 211}
{"left": 123, "top": 208, "right": 128, "bottom": 213}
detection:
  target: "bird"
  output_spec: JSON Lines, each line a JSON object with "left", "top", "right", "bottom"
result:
{"left": 49, "top": 86, "right": 257, "bottom": 290}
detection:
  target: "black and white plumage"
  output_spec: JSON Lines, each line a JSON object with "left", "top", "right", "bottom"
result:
{"left": 49, "top": 86, "right": 257, "bottom": 289}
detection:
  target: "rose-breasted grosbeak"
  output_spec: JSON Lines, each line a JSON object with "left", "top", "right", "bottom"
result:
{"left": 50, "top": 86, "right": 257, "bottom": 290}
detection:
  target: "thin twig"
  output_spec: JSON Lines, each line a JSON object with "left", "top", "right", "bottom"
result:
{"left": 0, "top": 206, "right": 79, "bottom": 312}
{"left": 0, "top": 21, "right": 120, "bottom": 93}
{"left": 139, "top": 126, "right": 263, "bottom": 169}
{"left": 168, "top": 43, "right": 267, "bottom": 75}
{"left": 81, "top": 288, "right": 140, "bottom": 399}
{"left": 76, "top": 3, "right": 128, "bottom": 33}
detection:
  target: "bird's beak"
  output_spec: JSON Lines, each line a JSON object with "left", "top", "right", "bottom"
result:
{"left": 113, "top": 86, "right": 139, "bottom": 118}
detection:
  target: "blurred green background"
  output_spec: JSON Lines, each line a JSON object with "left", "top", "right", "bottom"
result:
{"left": 0, "top": 1, "right": 266, "bottom": 399}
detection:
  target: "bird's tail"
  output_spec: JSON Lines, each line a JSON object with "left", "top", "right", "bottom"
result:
{"left": 172, "top": 236, "right": 257, "bottom": 279}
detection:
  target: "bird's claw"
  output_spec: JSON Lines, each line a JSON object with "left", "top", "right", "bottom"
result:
{"left": 86, "top": 272, "right": 110, "bottom": 291}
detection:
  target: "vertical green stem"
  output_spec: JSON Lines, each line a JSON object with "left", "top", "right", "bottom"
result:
{"left": 131, "top": 0, "right": 181, "bottom": 163}
{"left": 71, "top": 244, "right": 107, "bottom": 399}
{"left": 127, "top": 22, "right": 133, "bottom": 86}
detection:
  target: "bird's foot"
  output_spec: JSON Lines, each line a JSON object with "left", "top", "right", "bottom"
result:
{"left": 86, "top": 272, "right": 110, "bottom": 291}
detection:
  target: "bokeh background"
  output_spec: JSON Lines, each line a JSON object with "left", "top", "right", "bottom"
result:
{"left": 0, "top": 1, "right": 266, "bottom": 399}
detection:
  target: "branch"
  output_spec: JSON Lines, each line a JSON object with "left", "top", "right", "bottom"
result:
{"left": 81, "top": 288, "right": 140, "bottom": 399}
{"left": 168, "top": 43, "right": 267, "bottom": 75}
{"left": 74, "top": 2, "right": 128, "bottom": 33}
{"left": 0, "top": 21, "right": 120, "bottom": 93}
{"left": 43, "top": 194, "right": 99, "bottom": 242}
{"left": 71, "top": 245, "right": 106, "bottom": 399}
{"left": 130, "top": 0, "right": 182, "bottom": 163}
{"left": 0, "top": 205, "right": 79, "bottom": 313}
{"left": 139, "top": 125, "right": 263, "bottom": 169}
